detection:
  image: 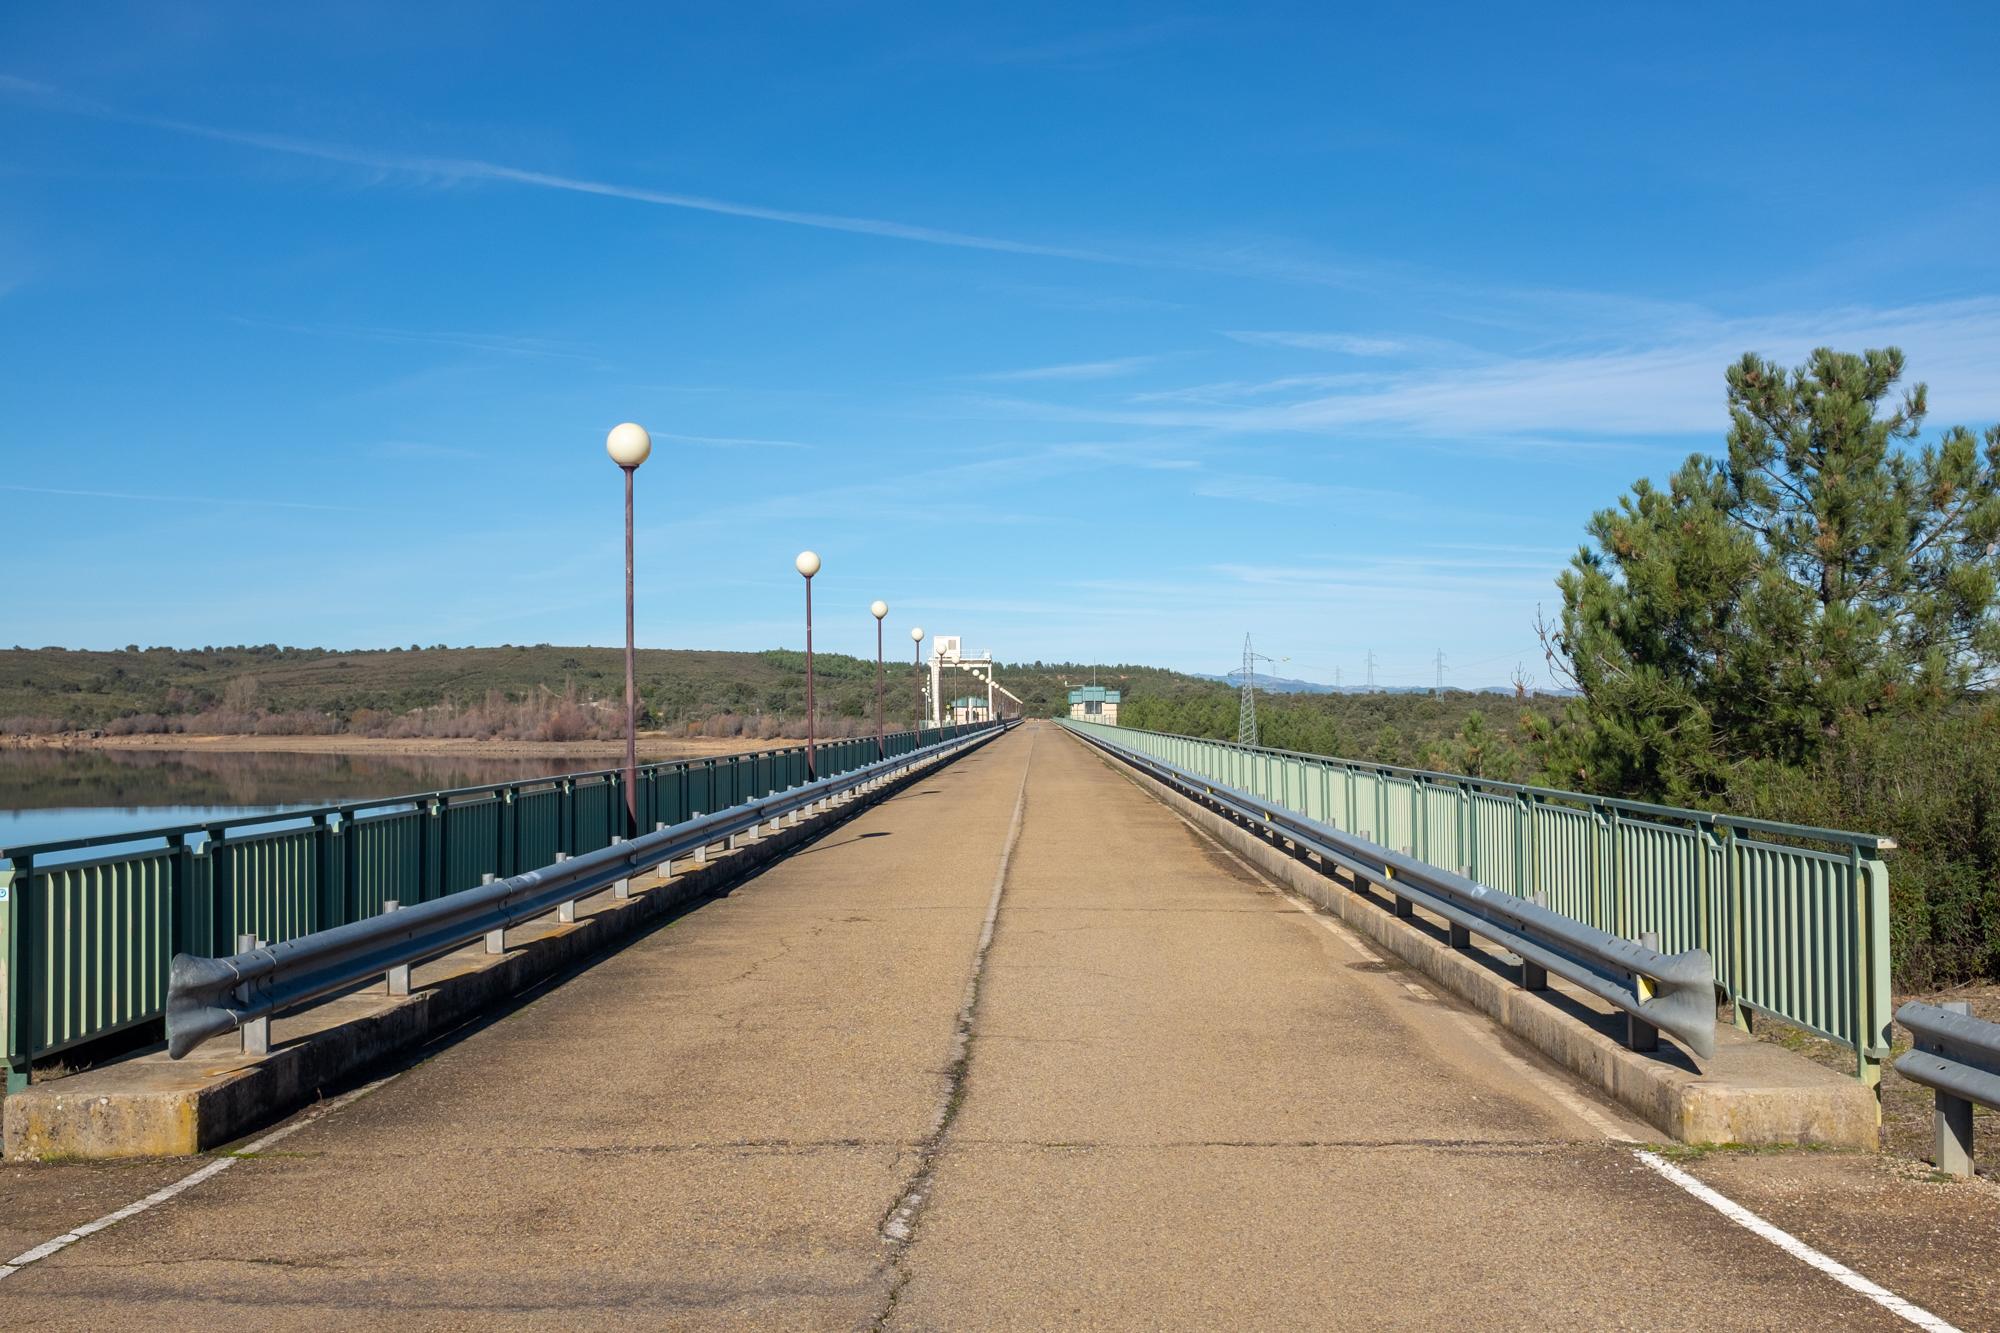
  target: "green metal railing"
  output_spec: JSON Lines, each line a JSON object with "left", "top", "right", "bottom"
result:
{"left": 1, "top": 723, "right": 994, "bottom": 1090}
{"left": 1065, "top": 720, "right": 1893, "bottom": 1083}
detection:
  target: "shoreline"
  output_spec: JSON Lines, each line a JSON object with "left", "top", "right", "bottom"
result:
{"left": 0, "top": 732, "right": 810, "bottom": 760}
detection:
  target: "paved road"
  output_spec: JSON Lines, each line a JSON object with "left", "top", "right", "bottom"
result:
{"left": 2, "top": 722, "right": 1995, "bottom": 1329}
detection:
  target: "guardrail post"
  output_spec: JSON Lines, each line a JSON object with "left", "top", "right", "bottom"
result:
{"left": 383, "top": 900, "right": 411, "bottom": 996}
{"left": 238, "top": 934, "right": 270, "bottom": 1056}
{"left": 555, "top": 852, "right": 577, "bottom": 923}
{"left": 1624, "top": 931, "right": 1661, "bottom": 1053}
{"left": 1928, "top": 1000, "right": 1976, "bottom": 1178}
{"left": 1447, "top": 867, "right": 1473, "bottom": 948}
{"left": 611, "top": 838, "right": 631, "bottom": 900}
{"left": 482, "top": 874, "right": 505, "bottom": 952}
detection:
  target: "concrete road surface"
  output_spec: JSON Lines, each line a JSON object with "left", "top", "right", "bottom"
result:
{"left": 2, "top": 721, "right": 1995, "bottom": 1329}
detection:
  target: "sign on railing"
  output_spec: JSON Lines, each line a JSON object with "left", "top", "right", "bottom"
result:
{"left": 1064, "top": 719, "right": 1893, "bottom": 1083}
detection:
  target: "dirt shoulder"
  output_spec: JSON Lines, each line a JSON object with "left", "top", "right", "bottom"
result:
{"left": 1746, "top": 981, "right": 2000, "bottom": 1177}
{"left": 0, "top": 731, "right": 798, "bottom": 760}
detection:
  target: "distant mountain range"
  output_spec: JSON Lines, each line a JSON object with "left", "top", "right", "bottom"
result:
{"left": 1196, "top": 672, "right": 1556, "bottom": 697}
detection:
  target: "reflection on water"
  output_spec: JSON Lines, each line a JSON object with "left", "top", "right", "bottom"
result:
{"left": 0, "top": 747, "right": 614, "bottom": 853}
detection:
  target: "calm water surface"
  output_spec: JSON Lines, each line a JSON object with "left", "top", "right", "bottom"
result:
{"left": 0, "top": 747, "right": 617, "bottom": 856}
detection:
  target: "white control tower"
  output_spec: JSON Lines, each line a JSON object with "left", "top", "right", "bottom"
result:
{"left": 926, "top": 635, "right": 1021, "bottom": 725}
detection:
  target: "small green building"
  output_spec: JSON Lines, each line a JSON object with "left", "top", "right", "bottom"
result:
{"left": 1066, "top": 685, "right": 1120, "bottom": 724}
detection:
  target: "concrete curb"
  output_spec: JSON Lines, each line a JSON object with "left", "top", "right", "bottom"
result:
{"left": 3, "top": 744, "right": 983, "bottom": 1162}
{"left": 1084, "top": 738, "right": 1879, "bottom": 1149}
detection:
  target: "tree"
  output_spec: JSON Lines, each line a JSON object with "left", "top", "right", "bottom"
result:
{"left": 1539, "top": 347, "right": 2000, "bottom": 800}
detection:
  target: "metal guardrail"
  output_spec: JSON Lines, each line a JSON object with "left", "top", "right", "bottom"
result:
{"left": 1065, "top": 719, "right": 1890, "bottom": 1082}
{"left": 1063, "top": 720, "right": 1716, "bottom": 1060}
{"left": 1896, "top": 1001, "right": 2000, "bottom": 1178}
{"left": 2, "top": 722, "right": 995, "bottom": 1091}
{"left": 166, "top": 721, "right": 1016, "bottom": 1059}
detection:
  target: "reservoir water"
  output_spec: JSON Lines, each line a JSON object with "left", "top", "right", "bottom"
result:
{"left": 0, "top": 746, "right": 611, "bottom": 856}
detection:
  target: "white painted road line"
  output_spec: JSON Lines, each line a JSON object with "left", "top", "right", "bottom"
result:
{"left": 1158, "top": 787, "right": 1961, "bottom": 1324}
{"left": 1634, "top": 1150, "right": 1962, "bottom": 1332}
{"left": 0, "top": 1073, "right": 395, "bottom": 1283}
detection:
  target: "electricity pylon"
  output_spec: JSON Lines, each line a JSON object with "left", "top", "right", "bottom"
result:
{"left": 1238, "top": 635, "right": 1285, "bottom": 746}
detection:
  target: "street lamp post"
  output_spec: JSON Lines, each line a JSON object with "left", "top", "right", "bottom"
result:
{"left": 606, "top": 422, "right": 651, "bottom": 837}
{"left": 910, "top": 626, "right": 925, "bottom": 731}
{"left": 796, "top": 551, "right": 821, "bottom": 778}
{"left": 871, "top": 600, "right": 889, "bottom": 759}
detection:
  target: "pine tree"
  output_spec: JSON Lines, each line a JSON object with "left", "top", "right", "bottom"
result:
{"left": 1539, "top": 347, "right": 2000, "bottom": 800}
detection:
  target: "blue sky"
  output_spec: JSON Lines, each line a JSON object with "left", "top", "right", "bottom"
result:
{"left": 4, "top": 4, "right": 1998, "bottom": 685}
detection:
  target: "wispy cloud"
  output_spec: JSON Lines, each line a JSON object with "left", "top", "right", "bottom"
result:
{"left": 983, "top": 19, "right": 1201, "bottom": 69}
{"left": 1191, "top": 474, "right": 1411, "bottom": 507}
{"left": 1125, "top": 371, "right": 1384, "bottom": 406}
{"left": 994, "top": 298, "right": 2000, "bottom": 445}
{"left": 230, "top": 316, "right": 591, "bottom": 360}
{"left": 1213, "top": 559, "right": 1556, "bottom": 598}
{"left": 653, "top": 431, "right": 814, "bottom": 450}
{"left": 1225, "top": 331, "right": 1412, "bottom": 356}
{"left": 977, "top": 356, "right": 1161, "bottom": 382}
{"left": 1, "top": 483, "right": 365, "bottom": 513}
{"left": 367, "top": 441, "right": 480, "bottom": 461}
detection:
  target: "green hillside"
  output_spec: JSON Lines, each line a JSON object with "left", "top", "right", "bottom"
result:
{"left": 0, "top": 644, "right": 1550, "bottom": 767}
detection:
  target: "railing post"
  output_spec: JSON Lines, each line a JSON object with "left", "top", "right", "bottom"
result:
{"left": 340, "top": 808, "right": 362, "bottom": 928}
{"left": 559, "top": 779, "right": 575, "bottom": 857}
{"left": 1609, "top": 808, "right": 1628, "bottom": 939}
{"left": 1931, "top": 1001, "right": 1975, "bottom": 1178}
{"left": 167, "top": 832, "right": 197, "bottom": 957}
{"left": 1458, "top": 782, "right": 1473, "bottom": 886}
{"left": 499, "top": 786, "right": 516, "bottom": 880}
{"left": 239, "top": 934, "right": 269, "bottom": 1056}
{"left": 612, "top": 838, "right": 631, "bottom": 900}
{"left": 1515, "top": 792, "right": 1530, "bottom": 900}
{"left": 436, "top": 792, "right": 456, "bottom": 896}
{"left": 312, "top": 812, "right": 335, "bottom": 931}
{"left": 1, "top": 856, "right": 29, "bottom": 1094}
{"left": 410, "top": 800, "right": 434, "bottom": 904}
{"left": 1415, "top": 775, "right": 1430, "bottom": 864}
{"left": 208, "top": 827, "right": 232, "bottom": 955}
{"left": 1725, "top": 827, "right": 1750, "bottom": 1032}
{"left": 1856, "top": 847, "right": 1889, "bottom": 1092}
{"left": 383, "top": 900, "right": 410, "bottom": 997}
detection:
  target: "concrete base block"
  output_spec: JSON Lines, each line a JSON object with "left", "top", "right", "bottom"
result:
{"left": 3, "top": 740, "right": 988, "bottom": 1162}
{"left": 1095, "top": 750, "right": 1879, "bottom": 1150}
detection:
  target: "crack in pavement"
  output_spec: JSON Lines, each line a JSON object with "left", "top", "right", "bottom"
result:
{"left": 868, "top": 729, "right": 1037, "bottom": 1329}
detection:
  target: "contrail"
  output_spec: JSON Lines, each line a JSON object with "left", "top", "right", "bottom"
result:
{"left": 0, "top": 75, "right": 1124, "bottom": 264}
